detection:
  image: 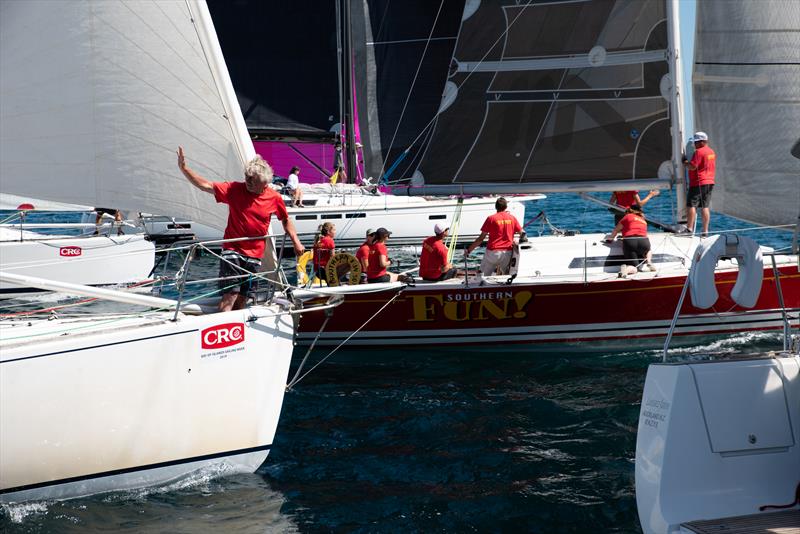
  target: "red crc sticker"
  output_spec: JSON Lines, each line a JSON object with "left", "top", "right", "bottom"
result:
{"left": 59, "top": 246, "right": 82, "bottom": 257}
{"left": 201, "top": 323, "right": 245, "bottom": 349}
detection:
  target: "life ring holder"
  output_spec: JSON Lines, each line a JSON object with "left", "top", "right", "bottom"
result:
{"left": 689, "top": 234, "right": 763, "bottom": 309}
{"left": 296, "top": 251, "right": 324, "bottom": 286}
{"left": 325, "top": 252, "right": 362, "bottom": 286}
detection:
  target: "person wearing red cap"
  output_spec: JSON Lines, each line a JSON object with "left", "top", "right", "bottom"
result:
{"left": 682, "top": 131, "right": 716, "bottom": 235}
{"left": 465, "top": 197, "right": 527, "bottom": 276}
{"left": 419, "top": 223, "right": 457, "bottom": 282}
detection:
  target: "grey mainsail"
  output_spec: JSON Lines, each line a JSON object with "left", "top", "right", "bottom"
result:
{"left": 407, "top": 0, "right": 675, "bottom": 190}
{"left": 693, "top": 0, "right": 800, "bottom": 228}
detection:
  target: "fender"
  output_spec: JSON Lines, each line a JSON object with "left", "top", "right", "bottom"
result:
{"left": 689, "top": 234, "right": 763, "bottom": 309}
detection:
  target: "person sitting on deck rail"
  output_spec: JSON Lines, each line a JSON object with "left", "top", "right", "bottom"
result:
{"left": 605, "top": 203, "right": 655, "bottom": 277}
{"left": 177, "top": 146, "right": 305, "bottom": 312}
{"left": 286, "top": 166, "right": 304, "bottom": 207}
{"left": 465, "top": 197, "right": 527, "bottom": 276}
{"left": 419, "top": 223, "right": 458, "bottom": 282}
{"left": 355, "top": 228, "right": 375, "bottom": 284}
{"left": 312, "top": 222, "right": 336, "bottom": 282}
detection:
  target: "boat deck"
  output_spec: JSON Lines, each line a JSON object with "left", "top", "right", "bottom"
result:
{"left": 681, "top": 509, "right": 799, "bottom": 533}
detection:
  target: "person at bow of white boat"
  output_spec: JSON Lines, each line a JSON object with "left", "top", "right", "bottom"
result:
{"left": 682, "top": 131, "right": 717, "bottom": 236}
{"left": 286, "top": 166, "right": 305, "bottom": 207}
{"left": 177, "top": 146, "right": 305, "bottom": 312}
{"left": 420, "top": 223, "right": 458, "bottom": 282}
{"left": 465, "top": 197, "right": 528, "bottom": 276}
{"left": 313, "top": 222, "right": 336, "bottom": 281}
{"left": 605, "top": 203, "right": 655, "bottom": 277}
{"left": 608, "top": 189, "right": 660, "bottom": 224}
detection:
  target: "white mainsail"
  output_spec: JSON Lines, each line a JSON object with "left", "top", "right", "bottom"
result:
{"left": 693, "top": 0, "right": 800, "bottom": 228}
{"left": 0, "top": 0, "right": 253, "bottom": 231}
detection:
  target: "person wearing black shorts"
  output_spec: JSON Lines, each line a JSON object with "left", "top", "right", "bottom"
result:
{"left": 218, "top": 249, "right": 262, "bottom": 299}
{"left": 682, "top": 131, "right": 717, "bottom": 235}
{"left": 605, "top": 204, "right": 655, "bottom": 276}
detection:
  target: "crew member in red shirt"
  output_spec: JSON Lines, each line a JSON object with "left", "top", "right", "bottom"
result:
{"left": 465, "top": 197, "right": 527, "bottom": 276}
{"left": 419, "top": 223, "right": 457, "bottom": 282}
{"left": 312, "top": 222, "right": 336, "bottom": 282}
{"left": 609, "top": 189, "right": 660, "bottom": 224}
{"left": 177, "top": 146, "right": 305, "bottom": 312}
{"left": 605, "top": 203, "right": 654, "bottom": 276}
{"left": 681, "top": 131, "right": 716, "bottom": 235}
{"left": 355, "top": 228, "right": 374, "bottom": 284}
{"left": 366, "top": 227, "right": 399, "bottom": 283}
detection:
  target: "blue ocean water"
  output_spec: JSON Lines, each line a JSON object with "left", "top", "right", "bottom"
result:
{"left": 1, "top": 193, "right": 794, "bottom": 533}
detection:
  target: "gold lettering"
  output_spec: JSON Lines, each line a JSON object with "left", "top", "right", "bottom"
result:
{"left": 476, "top": 299, "right": 510, "bottom": 320}
{"left": 513, "top": 291, "right": 533, "bottom": 318}
{"left": 443, "top": 301, "right": 472, "bottom": 321}
{"left": 410, "top": 294, "right": 443, "bottom": 322}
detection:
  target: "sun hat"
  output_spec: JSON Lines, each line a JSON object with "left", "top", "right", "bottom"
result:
{"left": 692, "top": 131, "right": 708, "bottom": 142}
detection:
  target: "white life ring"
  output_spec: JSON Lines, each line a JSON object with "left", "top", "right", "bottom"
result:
{"left": 689, "top": 234, "right": 763, "bottom": 309}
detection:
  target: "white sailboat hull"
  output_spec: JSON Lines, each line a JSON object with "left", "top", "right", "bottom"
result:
{"left": 0, "top": 230, "right": 155, "bottom": 298}
{"left": 0, "top": 308, "right": 294, "bottom": 502}
{"left": 635, "top": 354, "right": 800, "bottom": 533}
{"left": 142, "top": 195, "right": 538, "bottom": 248}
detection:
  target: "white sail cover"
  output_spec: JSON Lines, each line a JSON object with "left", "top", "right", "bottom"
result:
{"left": 693, "top": 0, "right": 800, "bottom": 228}
{"left": 0, "top": 0, "right": 255, "bottom": 231}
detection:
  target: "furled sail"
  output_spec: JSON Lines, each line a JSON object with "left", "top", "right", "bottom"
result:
{"left": 403, "top": 0, "right": 675, "bottom": 192}
{"left": 0, "top": 0, "right": 253, "bottom": 231}
{"left": 693, "top": 0, "right": 800, "bottom": 228}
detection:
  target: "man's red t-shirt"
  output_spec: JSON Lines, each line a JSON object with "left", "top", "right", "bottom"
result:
{"left": 689, "top": 145, "right": 716, "bottom": 186}
{"left": 613, "top": 190, "right": 638, "bottom": 208}
{"left": 367, "top": 242, "right": 388, "bottom": 279}
{"left": 419, "top": 236, "right": 448, "bottom": 280}
{"left": 213, "top": 182, "right": 288, "bottom": 259}
{"left": 313, "top": 236, "right": 335, "bottom": 269}
{"left": 620, "top": 213, "right": 648, "bottom": 237}
{"left": 481, "top": 212, "right": 522, "bottom": 250}
{"left": 355, "top": 242, "right": 370, "bottom": 270}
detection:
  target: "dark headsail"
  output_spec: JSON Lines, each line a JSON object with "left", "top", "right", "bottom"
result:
{"left": 207, "top": 1, "right": 339, "bottom": 139}
{"left": 408, "top": 0, "right": 674, "bottom": 191}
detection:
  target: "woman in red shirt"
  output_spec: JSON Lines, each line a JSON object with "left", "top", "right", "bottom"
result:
{"left": 605, "top": 204, "right": 655, "bottom": 276}
{"left": 367, "top": 228, "right": 399, "bottom": 283}
{"left": 313, "top": 222, "right": 336, "bottom": 281}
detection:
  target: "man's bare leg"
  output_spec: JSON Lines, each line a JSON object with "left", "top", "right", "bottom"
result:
{"left": 686, "top": 207, "right": 697, "bottom": 234}
{"left": 218, "top": 292, "right": 238, "bottom": 313}
{"left": 700, "top": 207, "right": 711, "bottom": 235}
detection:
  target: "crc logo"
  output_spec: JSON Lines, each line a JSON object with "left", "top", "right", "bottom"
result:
{"left": 201, "top": 323, "right": 245, "bottom": 349}
{"left": 59, "top": 246, "right": 82, "bottom": 257}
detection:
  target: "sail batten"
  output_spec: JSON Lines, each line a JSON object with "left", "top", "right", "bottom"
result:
{"left": 0, "top": 0, "right": 251, "bottom": 231}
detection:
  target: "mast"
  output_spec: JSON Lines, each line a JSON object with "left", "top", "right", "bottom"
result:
{"left": 667, "top": 0, "right": 687, "bottom": 225}
{"left": 340, "top": 0, "right": 357, "bottom": 183}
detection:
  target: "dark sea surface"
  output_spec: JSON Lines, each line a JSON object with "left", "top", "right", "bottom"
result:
{"left": 1, "top": 193, "right": 794, "bottom": 533}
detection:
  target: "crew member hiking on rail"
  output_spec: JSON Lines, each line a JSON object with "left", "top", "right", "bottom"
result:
{"left": 355, "top": 228, "right": 374, "bottom": 284}
{"left": 419, "top": 223, "right": 457, "bottom": 282}
{"left": 312, "top": 222, "right": 336, "bottom": 281}
{"left": 366, "top": 227, "right": 400, "bottom": 283}
{"left": 177, "top": 146, "right": 305, "bottom": 312}
{"left": 465, "top": 197, "right": 527, "bottom": 276}
{"left": 682, "top": 131, "right": 716, "bottom": 236}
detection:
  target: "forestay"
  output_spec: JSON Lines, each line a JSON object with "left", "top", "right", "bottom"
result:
{"left": 0, "top": 0, "right": 253, "bottom": 231}
{"left": 693, "top": 0, "right": 800, "bottom": 228}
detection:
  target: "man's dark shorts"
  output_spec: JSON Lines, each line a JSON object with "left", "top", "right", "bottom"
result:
{"left": 687, "top": 184, "right": 714, "bottom": 208}
{"left": 367, "top": 274, "right": 391, "bottom": 284}
{"left": 422, "top": 267, "right": 458, "bottom": 282}
{"left": 219, "top": 250, "right": 261, "bottom": 296}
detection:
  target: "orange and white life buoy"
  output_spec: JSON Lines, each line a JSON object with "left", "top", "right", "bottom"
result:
{"left": 689, "top": 234, "right": 763, "bottom": 309}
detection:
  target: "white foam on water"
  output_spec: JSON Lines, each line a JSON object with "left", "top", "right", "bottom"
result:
{"left": 101, "top": 462, "right": 236, "bottom": 502}
{"left": 1, "top": 501, "right": 49, "bottom": 524}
